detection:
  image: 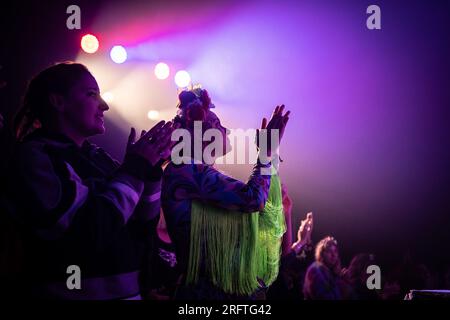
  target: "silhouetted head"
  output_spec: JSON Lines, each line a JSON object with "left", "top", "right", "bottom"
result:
{"left": 344, "top": 253, "right": 376, "bottom": 284}
{"left": 173, "top": 87, "right": 231, "bottom": 161}
{"left": 15, "top": 62, "right": 109, "bottom": 144}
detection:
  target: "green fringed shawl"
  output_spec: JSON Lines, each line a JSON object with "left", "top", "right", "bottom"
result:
{"left": 186, "top": 174, "right": 285, "bottom": 296}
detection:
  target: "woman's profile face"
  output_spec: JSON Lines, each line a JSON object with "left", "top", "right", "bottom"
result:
{"left": 62, "top": 73, "right": 109, "bottom": 138}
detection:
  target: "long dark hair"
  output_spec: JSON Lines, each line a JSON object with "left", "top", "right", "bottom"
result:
{"left": 14, "top": 62, "right": 92, "bottom": 141}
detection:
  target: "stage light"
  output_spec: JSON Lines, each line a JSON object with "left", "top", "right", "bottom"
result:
{"left": 175, "top": 70, "right": 191, "bottom": 88}
{"left": 154, "top": 62, "right": 170, "bottom": 80}
{"left": 110, "top": 45, "right": 127, "bottom": 64}
{"left": 147, "top": 110, "right": 160, "bottom": 120}
{"left": 81, "top": 34, "right": 99, "bottom": 54}
{"left": 101, "top": 92, "right": 114, "bottom": 103}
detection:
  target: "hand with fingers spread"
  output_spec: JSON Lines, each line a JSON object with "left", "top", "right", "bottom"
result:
{"left": 157, "top": 121, "right": 181, "bottom": 161}
{"left": 256, "top": 105, "right": 290, "bottom": 157}
{"left": 126, "top": 120, "right": 179, "bottom": 166}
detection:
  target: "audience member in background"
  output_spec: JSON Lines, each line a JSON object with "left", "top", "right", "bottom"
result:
{"left": 378, "top": 267, "right": 402, "bottom": 300}
{"left": 303, "top": 236, "right": 350, "bottom": 300}
{"left": 387, "top": 251, "right": 436, "bottom": 298}
{"left": 267, "top": 209, "right": 314, "bottom": 300}
{"left": 341, "top": 253, "right": 379, "bottom": 299}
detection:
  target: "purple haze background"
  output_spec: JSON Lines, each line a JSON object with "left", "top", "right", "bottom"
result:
{"left": 2, "top": 0, "right": 450, "bottom": 268}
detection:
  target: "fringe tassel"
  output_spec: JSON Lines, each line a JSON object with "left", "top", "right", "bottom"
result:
{"left": 186, "top": 174, "right": 285, "bottom": 296}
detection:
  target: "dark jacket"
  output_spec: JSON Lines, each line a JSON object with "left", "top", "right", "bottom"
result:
{"left": 3, "top": 129, "right": 162, "bottom": 299}
{"left": 303, "top": 261, "right": 344, "bottom": 300}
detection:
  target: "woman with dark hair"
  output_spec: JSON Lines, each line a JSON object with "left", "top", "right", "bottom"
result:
{"left": 341, "top": 253, "right": 379, "bottom": 300}
{"left": 4, "top": 61, "right": 177, "bottom": 299}
{"left": 161, "top": 87, "right": 290, "bottom": 299}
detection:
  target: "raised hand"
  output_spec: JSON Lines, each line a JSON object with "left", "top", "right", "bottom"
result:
{"left": 266, "top": 104, "right": 290, "bottom": 141}
{"left": 126, "top": 121, "right": 179, "bottom": 166}
{"left": 292, "top": 212, "right": 313, "bottom": 251}
{"left": 298, "top": 212, "right": 313, "bottom": 245}
{"left": 257, "top": 105, "right": 290, "bottom": 157}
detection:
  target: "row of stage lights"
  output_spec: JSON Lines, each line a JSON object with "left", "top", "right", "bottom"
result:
{"left": 81, "top": 34, "right": 192, "bottom": 88}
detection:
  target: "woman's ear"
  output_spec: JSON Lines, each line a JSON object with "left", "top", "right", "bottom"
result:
{"left": 48, "top": 93, "right": 65, "bottom": 112}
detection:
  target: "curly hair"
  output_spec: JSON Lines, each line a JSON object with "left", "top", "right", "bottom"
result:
{"left": 315, "top": 236, "right": 338, "bottom": 262}
{"left": 173, "top": 87, "right": 215, "bottom": 130}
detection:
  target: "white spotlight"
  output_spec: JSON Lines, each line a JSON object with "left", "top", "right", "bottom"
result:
{"left": 147, "top": 110, "right": 160, "bottom": 120}
{"left": 174, "top": 70, "right": 191, "bottom": 88}
{"left": 110, "top": 45, "right": 127, "bottom": 64}
{"left": 154, "top": 62, "right": 170, "bottom": 80}
{"left": 101, "top": 92, "right": 114, "bottom": 103}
